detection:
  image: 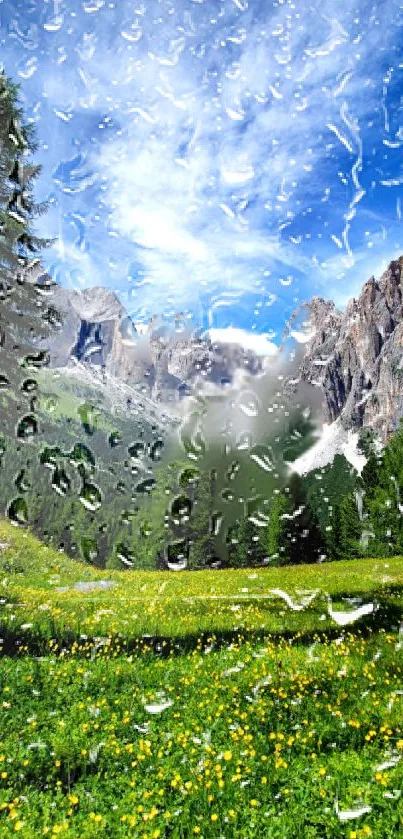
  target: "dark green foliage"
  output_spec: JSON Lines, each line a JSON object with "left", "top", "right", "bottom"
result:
{"left": 329, "top": 491, "right": 362, "bottom": 558}
{"left": 265, "top": 475, "right": 325, "bottom": 566}
{"left": 283, "top": 473, "right": 324, "bottom": 564}
{"left": 361, "top": 451, "right": 381, "bottom": 498}
{"left": 186, "top": 470, "right": 216, "bottom": 569}
{"left": 231, "top": 516, "right": 267, "bottom": 567}
{"left": 304, "top": 454, "right": 357, "bottom": 535}
{"left": 357, "top": 427, "right": 376, "bottom": 457}
{"left": 281, "top": 411, "right": 317, "bottom": 462}
{"left": 0, "top": 72, "right": 49, "bottom": 270}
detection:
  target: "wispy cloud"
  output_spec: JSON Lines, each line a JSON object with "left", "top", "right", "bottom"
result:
{"left": 1, "top": 0, "right": 402, "bottom": 325}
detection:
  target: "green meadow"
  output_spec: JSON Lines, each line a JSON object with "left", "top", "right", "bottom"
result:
{"left": 0, "top": 522, "right": 402, "bottom": 838}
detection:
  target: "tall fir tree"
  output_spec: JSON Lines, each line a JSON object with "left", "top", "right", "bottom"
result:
{"left": 0, "top": 72, "right": 49, "bottom": 274}
{"left": 329, "top": 492, "right": 362, "bottom": 558}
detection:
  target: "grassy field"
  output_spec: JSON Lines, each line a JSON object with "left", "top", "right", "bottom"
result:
{"left": 0, "top": 522, "right": 402, "bottom": 837}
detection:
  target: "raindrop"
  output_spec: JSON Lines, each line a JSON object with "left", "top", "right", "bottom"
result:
{"left": 149, "top": 439, "right": 164, "bottom": 461}
{"left": 135, "top": 477, "right": 156, "bottom": 494}
{"left": 42, "top": 305, "right": 62, "bottom": 326}
{"left": 22, "top": 351, "right": 49, "bottom": 370}
{"left": 210, "top": 511, "right": 223, "bottom": 536}
{"left": 116, "top": 544, "right": 135, "bottom": 567}
{"left": 327, "top": 598, "right": 375, "bottom": 625}
{"left": 334, "top": 801, "right": 372, "bottom": 822}
{"left": 120, "top": 316, "right": 137, "bottom": 346}
{"left": 128, "top": 441, "right": 145, "bottom": 459}
{"left": 250, "top": 445, "right": 274, "bottom": 472}
{"left": 43, "top": 15, "right": 64, "bottom": 32}
{"left": 227, "top": 461, "right": 240, "bottom": 481}
{"left": 142, "top": 693, "right": 173, "bottom": 714}
{"left": 7, "top": 497, "right": 28, "bottom": 526}
{"left": 21, "top": 379, "right": 38, "bottom": 394}
{"left": 121, "top": 509, "right": 138, "bottom": 524}
{"left": 108, "top": 430, "right": 122, "bottom": 448}
{"left": 79, "top": 482, "right": 102, "bottom": 511}
{"left": 0, "top": 374, "right": 9, "bottom": 390}
{"left": 16, "top": 415, "right": 38, "bottom": 439}
{"left": 81, "top": 538, "right": 98, "bottom": 563}
{"left": 40, "top": 446, "right": 63, "bottom": 468}
{"left": 15, "top": 470, "right": 30, "bottom": 493}
{"left": 52, "top": 466, "right": 71, "bottom": 497}
{"left": 69, "top": 443, "right": 95, "bottom": 468}
{"left": 121, "top": 19, "right": 142, "bottom": 42}
{"left": 83, "top": 0, "right": 105, "bottom": 12}
{"left": 166, "top": 539, "right": 188, "bottom": 571}
{"left": 78, "top": 403, "right": 97, "bottom": 435}
{"left": 179, "top": 467, "right": 200, "bottom": 487}
{"left": 237, "top": 431, "right": 252, "bottom": 450}
{"left": 171, "top": 495, "right": 192, "bottom": 526}
{"left": 238, "top": 391, "right": 260, "bottom": 418}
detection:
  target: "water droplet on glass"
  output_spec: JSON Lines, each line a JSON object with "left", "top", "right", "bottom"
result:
{"left": 22, "top": 351, "right": 49, "bottom": 370}
{"left": 238, "top": 391, "right": 260, "bottom": 418}
{"left": 79, "top": 481, "right": 102, "bottom": 511}
{"left": 16, "top": 415, "right": 38, "bottom": 439}
{"left": 81, "top": 538, "right": 98, "bottom": 563}
{"left": 52, "top": 466, "right": 71, "bottom": 497}
{"left": 21, "top": 379, "right": 38, "bottom": 394}
{"left": 108, "top": 430, "right": 122, "bottom": 448}
{"left": 210, "top": 511, "right": 223, "bottom": 536}
{"left": 128, "top": 441, "right": 146, "bottom": 459}
{"left": 171, "top": 495, "right": 192, "bottom": 526}
{"left": 116, "top": 544, "right": 135, "bottom": 567}
{"left": 135, "top": 477, "right": 156, "bottom": 494}
{"left": 15, "top": 470, "right": 30, "bottom": 493}
{"left": 7, "top": 497, "right": 28, "bottom": 526}
{"left": 149, "top": 439, "right": 164, "bottom": 461}
{"left": 142, "top": 692, "right": 173, "bottom": 714}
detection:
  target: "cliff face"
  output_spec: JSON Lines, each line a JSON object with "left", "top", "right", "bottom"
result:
{"left": 37, "top": 281, "right": 264, "bottom": 403}
{"left": 297, "top": 256, "right": 403, "bottom": 440}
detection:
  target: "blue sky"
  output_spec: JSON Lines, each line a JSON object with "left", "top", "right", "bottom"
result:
{"left": 1, "top": 0, "right": 403, "bottom": 338}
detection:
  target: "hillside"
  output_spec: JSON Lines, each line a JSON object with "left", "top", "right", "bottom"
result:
{"left": 1, "top": 520, "right": 402, "bottom": 649}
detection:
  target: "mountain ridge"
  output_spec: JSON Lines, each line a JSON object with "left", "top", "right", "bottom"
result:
{"left": 296, "top": 255, "right": 403, "bottom": 440}
{"left": 25, "top": 254, "right": 403, "bottom": 443}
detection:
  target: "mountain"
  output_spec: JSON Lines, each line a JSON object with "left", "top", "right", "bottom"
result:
{"left": 291, "top": 256, "right": 403, "bottom": 442}
{"left": 32, "top": 255, "right": 403, "bottom": 446}
{"left": 33, "top": 272, "right": 265, "bottom": 404}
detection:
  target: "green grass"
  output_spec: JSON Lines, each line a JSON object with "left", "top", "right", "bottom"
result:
{"left": 35, "top": 369, "right": 115, "bottom": 432}
{"left": 0, "top": 522, "right": 402, "bottom": 650}
{"left": 0, "top": 522, "right": 402, "bottom": 837}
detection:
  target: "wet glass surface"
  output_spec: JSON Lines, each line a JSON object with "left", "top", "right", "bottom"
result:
{"left": 0, "top": 1, "right": 403, "bottom": 836}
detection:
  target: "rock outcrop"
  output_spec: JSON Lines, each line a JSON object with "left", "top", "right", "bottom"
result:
{"left": 33, "top": 278, "right": 264, "bottom": 404}
{"left": 295, "top": 256, "right": 403, "bottom": 440}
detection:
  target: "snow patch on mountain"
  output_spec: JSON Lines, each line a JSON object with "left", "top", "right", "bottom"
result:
{"left": 286, "top": 419, "right": 367, "bottom": 476}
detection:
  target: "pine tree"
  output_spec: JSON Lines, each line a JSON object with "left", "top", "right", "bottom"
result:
{"left": 266, "top": 491, "right": 290, "bottom": 564}
{"left": 231, "top": 516, "right": 267, "bottom": 567}
{"left": 0, "top": 72, "right": 49, "bottom": 273}
{"left": 187, "top": 470, "right": 216, "bottom": 568}
{"left": 285, "top": 473, "right": 324, "bottom": 564}
{"left": 331, "top": 492, "right": 362, "bottom": 558}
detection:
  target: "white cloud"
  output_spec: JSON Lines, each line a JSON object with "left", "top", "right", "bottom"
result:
{"left": 207, "top": 327, "right": 278, "bottom": 356}
{"left": 6, "top": 0, "right": 402, "bottom": 322}
{"left": 86, "top": 0, "right": 401, "bottom": 318}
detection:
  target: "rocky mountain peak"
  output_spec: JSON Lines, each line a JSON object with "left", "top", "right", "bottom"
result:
{"left": 297, "top": 255, "right": 403, "bottom": 440}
